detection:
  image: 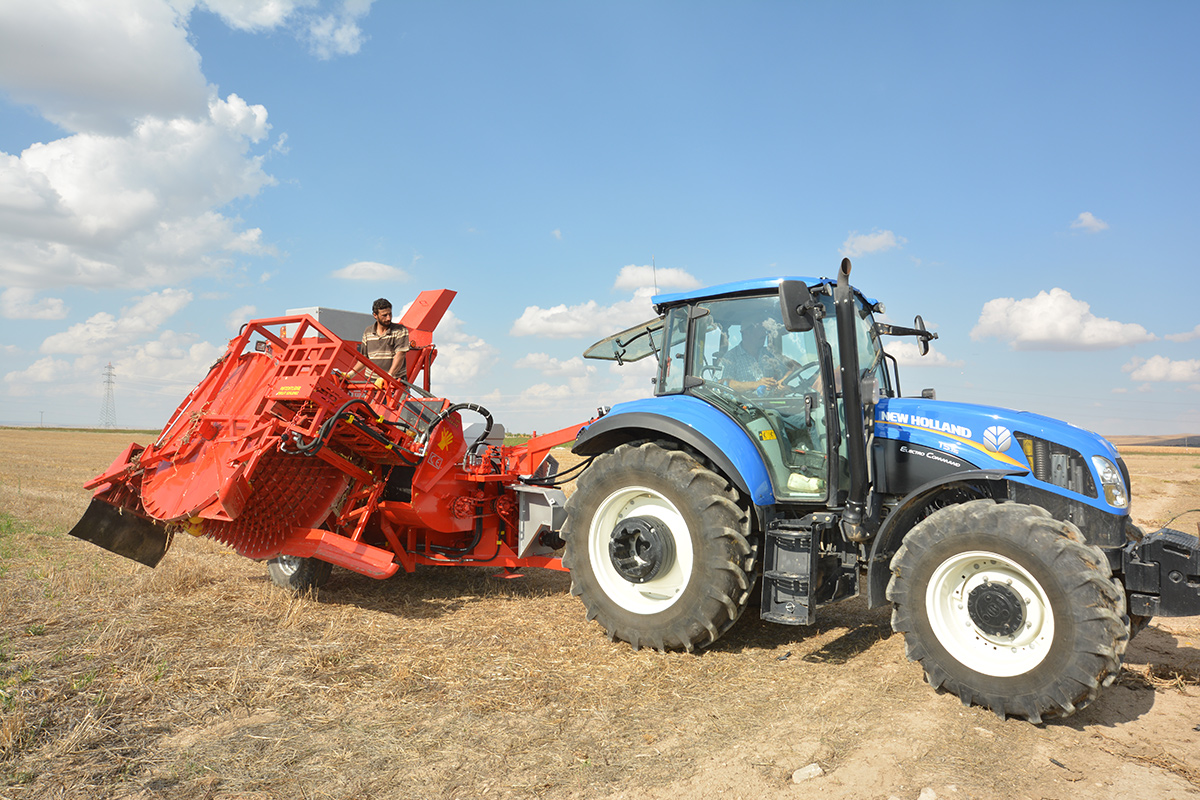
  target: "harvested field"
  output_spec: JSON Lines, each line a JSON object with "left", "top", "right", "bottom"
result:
{"left": 3, "top": 428, "right": 1200, "bottom": 799}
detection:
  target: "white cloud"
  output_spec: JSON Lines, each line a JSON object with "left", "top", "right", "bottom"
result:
{"left": 840, "top": 229, "right": 906, "bottom": 258}
{"left": 515, "top": 353, "right": 595, "bottom": 378}
{"left": 510, "top": 287, "right": 658, "bottom": 339}
{"left": 971, "top": 288, "right": 1155, "bottom": 351}
{"left": 305, "top": 0, "right": 374, "bottom": 59}
{"left": 197, "top": 0, "right": 305, "bottom": 31}
{"left": 552, "top": 228, "right": 562, "bottom": 241}
{"left": 186, "top": 1, "right": 374, "bottom": 59}
{"left": 226, "top": 304, "right": 257, "bottom": 332}
{"left": 0, "top": 94, "right": 276, "bottom": 291}
{"left": 1166, "top": 324, "right": 1200, "bottom": 343}
{"left": 1122, "top": 355, "right": 1200, "bottom": 383}
{"left": 0, "top": 288, "right": 67, "bottom": 320}
{"left": 40, "top": 289, "right": 193, "bottom": 356}
{"left": 3, "top": 356, "right": 72, "bottom": 392}
{"left": 3, "top": 330, "right": 221, "bottom": 411}
{"left": 432, "top": 337, "right": 500, "bottom": 387}
{"left": 510, "top": 265, "right": 685, "bottom": 339}
{"left": 417, "top": 310, "right": 498, "bottom": 388}
{"left": 884, "top": 340, "right": 962, "bottom": 368}
{"left": 331, "top": 261, "right": 410, "bottom": 281}
{"left": 612, "top": 264, "right": 700, "bottom": 292}
{"left": 0, "top": 1, "right": 378, "bottom": 296}
{"left": 0, "top": 0, "right": 208, "bottom": 134}
{"left": 1070, "top": 212, "right": 1109, "bottom": 233}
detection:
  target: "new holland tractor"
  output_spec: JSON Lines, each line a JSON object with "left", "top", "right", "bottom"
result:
{"left": 560, "top": 258, "right": 1200, "bottom": 722}
{"left": 68, "top": 261, "right": 1200, "bottom": 723}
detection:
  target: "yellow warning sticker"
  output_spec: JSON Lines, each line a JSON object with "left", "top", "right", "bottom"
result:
{"left": 758, "top": 430, "right": 777, "bottom": 441}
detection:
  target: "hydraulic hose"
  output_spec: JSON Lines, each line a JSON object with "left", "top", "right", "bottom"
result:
{"left": 522, "top": 455, "right": 596, "bottom": 486}
{"left": 281, "top": 398, "right": 419, "bottom": 465}
{"left": 420, "top": 403, "right": 494, "bottom": 452}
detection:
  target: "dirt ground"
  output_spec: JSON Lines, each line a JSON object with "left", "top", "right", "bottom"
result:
{"left": 2, "top": 429, "right": 1200, "bottom": 800}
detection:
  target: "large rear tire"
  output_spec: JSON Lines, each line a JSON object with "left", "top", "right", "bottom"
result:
{"left": 561, "top": 442, "right": 752, "bottom": 652}
{"left": 887, "top": 500, "right": 1128, "bottom": 722}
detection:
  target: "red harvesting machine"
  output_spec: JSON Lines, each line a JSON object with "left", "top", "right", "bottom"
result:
{"left": 69, "top": 289, "right": 588, "bottom": 589}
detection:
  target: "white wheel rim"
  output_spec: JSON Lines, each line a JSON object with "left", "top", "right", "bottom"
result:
{"left": 588, "top": 485, "right": 694, "bottom": 615}
{"left": 272, "top": 555, "right": 301, "bottom": 577}
{"left": 925, "top": 550, "right": 1054, "bottom": 677}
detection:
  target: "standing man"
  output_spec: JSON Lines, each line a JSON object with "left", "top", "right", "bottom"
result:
{"left": 356, "top": 298, "right": 410, "bottom": 380}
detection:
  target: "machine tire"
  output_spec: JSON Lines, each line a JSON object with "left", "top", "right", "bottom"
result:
{"left": 267, "top": 555, "right": 333, "bottom": 592}
{"left": 561, "top": 441, "right": 752, "bottom": 652}
{"left": 887, "top": 500, "right": 1128, "bottom": 722}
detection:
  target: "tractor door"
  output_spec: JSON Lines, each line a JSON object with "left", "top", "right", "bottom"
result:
{"left": 684, "top": 294, "right": 835, "bottom": 502}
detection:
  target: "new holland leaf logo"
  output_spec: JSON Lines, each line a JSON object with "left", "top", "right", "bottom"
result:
{"left": 437, "top": 428, "right": 455, "bottom": 451}
{"left": 983, "top": 426, "right": 1012, "bottom": 453}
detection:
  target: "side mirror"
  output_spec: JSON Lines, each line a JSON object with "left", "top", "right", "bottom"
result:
{"left": 779, "top": 280, "right": 815, "bottom": 332}
{"left": 915, "top": 315, "right": 930, "bottom": 356}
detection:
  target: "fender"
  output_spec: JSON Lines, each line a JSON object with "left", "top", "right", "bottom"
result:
{"left": 865, "top": 470, "right": 1020, "bottom": 609}
{"left": 573, "top": 395, "right": 775, "bottom": 506}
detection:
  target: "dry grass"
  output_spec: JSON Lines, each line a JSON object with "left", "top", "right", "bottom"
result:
{"left": 1, "top": 510, "right": 913, "bottom": 799}
{"left": 3, "top": 429, "right": 1200, "bottom": 799}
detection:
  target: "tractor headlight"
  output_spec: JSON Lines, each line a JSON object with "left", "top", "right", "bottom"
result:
{"left": 1092, "top": 456, "right": 1128, "bottom": 508}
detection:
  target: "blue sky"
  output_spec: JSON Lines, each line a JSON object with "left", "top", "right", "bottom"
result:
{"left": 0, "top": 1, "right": 1196, "bottom": 436}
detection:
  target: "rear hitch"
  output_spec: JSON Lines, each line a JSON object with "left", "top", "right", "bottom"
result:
{"left": 1123, "top": 527, "right": 1200, "bottom": 617}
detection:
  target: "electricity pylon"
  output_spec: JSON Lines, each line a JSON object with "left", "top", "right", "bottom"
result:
{"left": 99, "top": 362, "right": 117, "bottom": 429}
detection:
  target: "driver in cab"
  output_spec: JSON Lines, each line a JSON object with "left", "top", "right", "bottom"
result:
{"left": 719, "top": 320, "right": 793, "bottom": 396}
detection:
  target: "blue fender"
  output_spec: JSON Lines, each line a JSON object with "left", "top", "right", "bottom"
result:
{"left": 573, "top": 395, "right": 776, "bottom": 506}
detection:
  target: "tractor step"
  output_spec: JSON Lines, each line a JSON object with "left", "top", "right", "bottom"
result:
{"left": 760, "top": 516, "right": 823, "bottom": 625}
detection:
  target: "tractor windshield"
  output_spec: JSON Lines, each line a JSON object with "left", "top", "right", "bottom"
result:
{"left": 686, "top": 294, "right": 832, "bottom": 500}
{"left": 583, "top": 317, "right": 663, "bottom": 364}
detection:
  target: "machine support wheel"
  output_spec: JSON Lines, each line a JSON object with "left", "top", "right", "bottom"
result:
{"left": 887, "top": 499, "right": 1128, "bottom": 723}
{"left": 561, "top": 441, "right": 753, "bottom": 652}
{"left": 267, "top": 554, "right": 333, "bottom": 592}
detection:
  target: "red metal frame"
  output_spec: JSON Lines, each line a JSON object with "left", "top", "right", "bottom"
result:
{"left": 83, "top": 290, "right": 591, "bottom": 579}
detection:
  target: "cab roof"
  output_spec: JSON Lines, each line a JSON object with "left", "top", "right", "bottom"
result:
{"left": 651, "top": 276, "right": 877, "bottom": 314}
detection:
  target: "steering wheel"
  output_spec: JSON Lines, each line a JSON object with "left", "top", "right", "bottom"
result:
{"left": 781, "top": 360, "right": 822, "bottom": 394}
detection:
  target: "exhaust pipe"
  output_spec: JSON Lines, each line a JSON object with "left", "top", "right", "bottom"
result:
{"left": 833, "top": 258, "right": 871, "bottom": 542}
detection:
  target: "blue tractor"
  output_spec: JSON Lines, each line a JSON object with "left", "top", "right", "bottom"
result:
{"left": 560, "top": 258, "right": 1198, "bottom": 722}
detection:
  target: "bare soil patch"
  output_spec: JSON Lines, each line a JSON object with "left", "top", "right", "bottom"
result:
{"left": 2, "top": 429, "right": 1200, "bottom": 799}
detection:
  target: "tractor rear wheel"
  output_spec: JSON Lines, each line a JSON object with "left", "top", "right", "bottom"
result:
{"left": 267, "top": 554, "right": 333, "bottom": 592}
{"left": 562, "top": 442, "right": 752, "bottom": 652}
{"left": 887, "top": 500, "right": 1128, "bottom": 722}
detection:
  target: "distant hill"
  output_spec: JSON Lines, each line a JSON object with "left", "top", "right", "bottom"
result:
{"left": 1107, "top": 434, "right": 1199, "bottom": 448}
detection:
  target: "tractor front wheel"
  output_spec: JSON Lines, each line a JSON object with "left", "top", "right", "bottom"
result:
{"left": 887, "top": 500, "right": 1128, "bottom": 722}
{"left": 267, "top": 554, "right": 333, "bottom": 592}
{"left": 562, "top": 442, "right": 752, "bottom": 651}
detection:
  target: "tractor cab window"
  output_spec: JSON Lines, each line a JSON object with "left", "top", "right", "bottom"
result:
{"left": 686, "top": 294, "right": 831, "bottom": 501}
{"left": 819, "top": 294, "right": 889, "bottom": 395}
{"left": 658, "top": 306, "right": 688, "bottom": 394}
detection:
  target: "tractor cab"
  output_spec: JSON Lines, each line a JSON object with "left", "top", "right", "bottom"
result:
{"left": 585, "top": 276, "right": 892, "bottom": 504}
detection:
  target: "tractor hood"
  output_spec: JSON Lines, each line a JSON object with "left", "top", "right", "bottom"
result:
{"left": 875, "top": 397, "right": 1128, "bottom": 513}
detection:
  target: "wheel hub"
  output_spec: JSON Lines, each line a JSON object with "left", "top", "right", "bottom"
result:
{"left": 609, "top": 516, "right": 675, "bottom": 583}
{"left": 967, "top": 579, "right": 1025, "bottom": 637}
